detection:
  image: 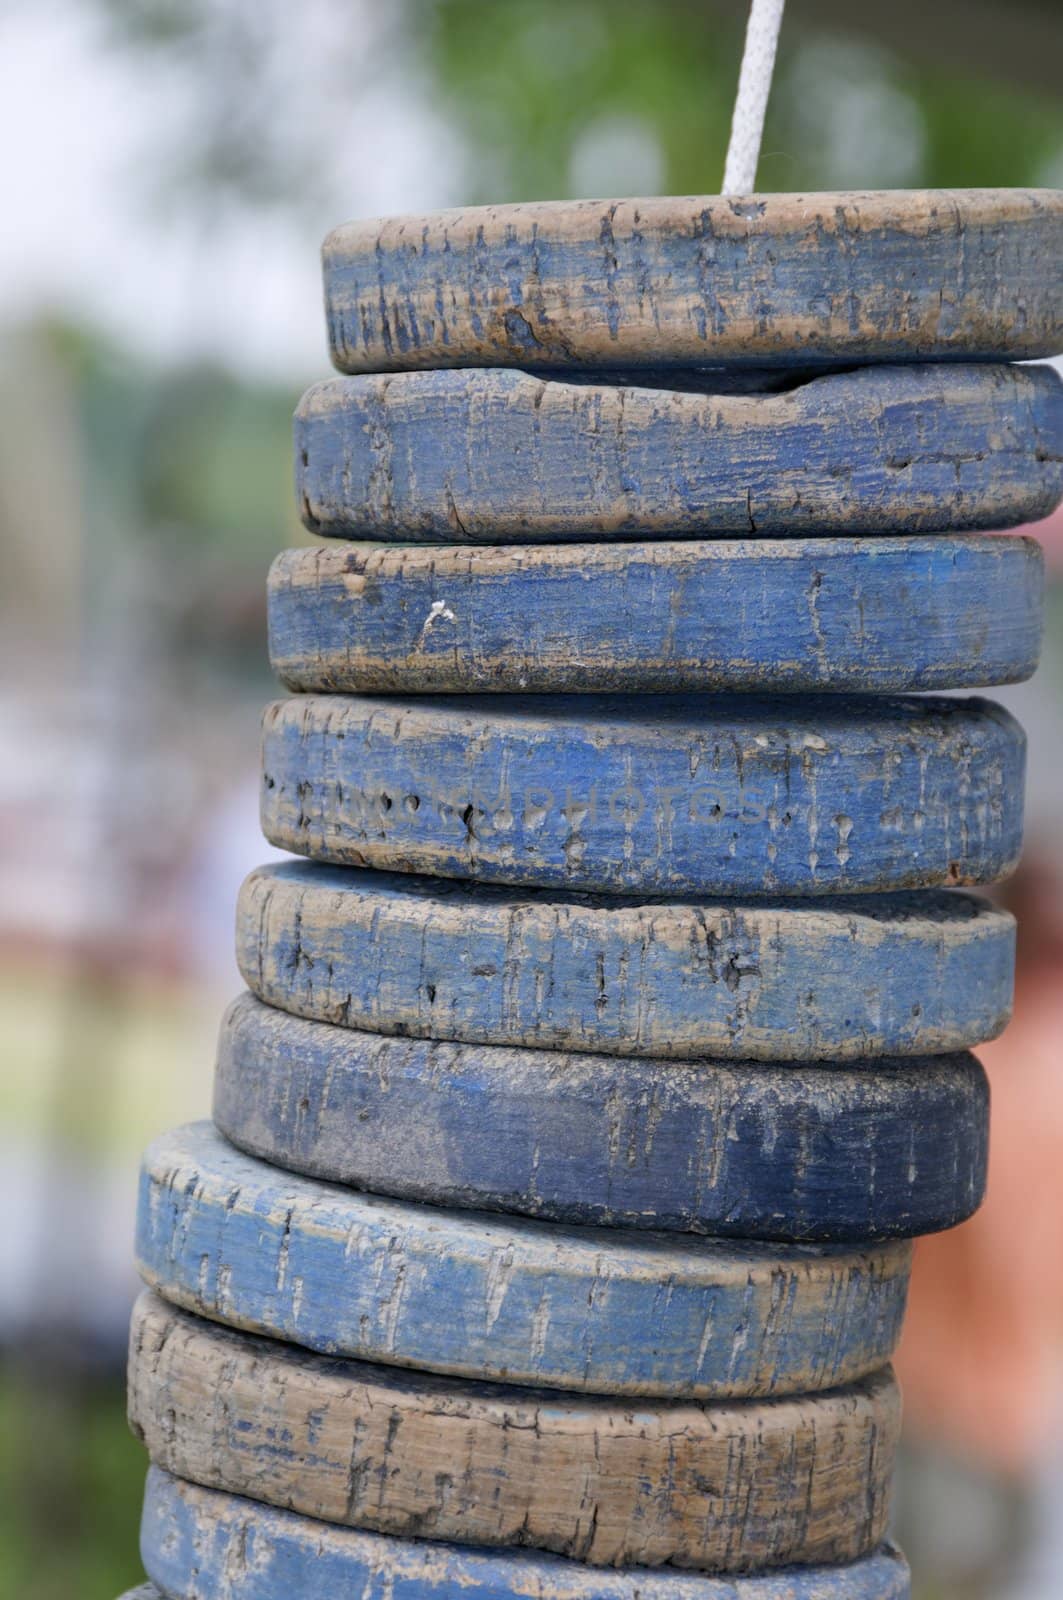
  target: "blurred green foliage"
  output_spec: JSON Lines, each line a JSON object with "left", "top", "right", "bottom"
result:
{"left": 424, "top": 0, "right": 741, "bottom": 199}
{"left": 424, "top": 0, "right": 1063, "bottom": 198}
{"left": 34, "top": 316, "right": 297, "bottom": 555}
{"left": 18, "top": 320, "right": 300, "bottom": 688}
{"left": 86, "top": 0, "right": 1063, "bottom": 211}
{"left": 134, "top": 367, "right": 297, "bottom": 553}
{"left": 0, "top": 1368, "right": 146, "bottom": 1600}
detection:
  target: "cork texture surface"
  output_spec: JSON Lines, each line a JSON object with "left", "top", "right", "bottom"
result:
{"left": 216, "top": 993, "right": 988, "bottom": 1242}
{"left": 237, "top": 862, "right": 1015, "bottom": 1061}
{"left": 136, "top": 1123, "right": 912, "bottom": 1399}
{"left": 141, "top": 1468, "right": 913, "bottom": 1599}
{"left": 268, "top": 536, "right": 1045, "bottom": 695}
{"left": 322, "top": 189, "right": 1063, "bottom": 370}
{"left": 295, "top": 365, "right": 1063, "bottom": 540}
{"left": 130, "top": 1293, "right": 899, "bottom": 1573}
{"left": 259, "top": 693, "right": 1026, "bottom": 895}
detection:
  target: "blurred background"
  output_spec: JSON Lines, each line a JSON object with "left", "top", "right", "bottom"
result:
{"left": 1, "top": 2, "right": 1062, "bottom": 1597}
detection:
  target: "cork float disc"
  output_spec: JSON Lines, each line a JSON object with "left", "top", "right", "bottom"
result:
{"left": 237, "top": 862, "right": 1015, "bottom": 1061}
{"left": 130, "top": 1292, "right": 899, "bottom": 1573}
{"left": 142, "top": 1468, "right": 913, "bottom": 1600}
{"left": 322, "top": 189, "right": 1063, "bottom": 371}
{"left": 136, "top": 1124, "right": 911, "bottom": 1398}
{"left": 295, "top": 365, "right": 1063, "bottom": 541}
{"left": 269, "top": 536, "right": 1045, "bottom": 696}
{"left": 215, "top": 994, "right": 987, "bottom": 1242}
{"left": 259, "top": 693, "right": 1025, "bottom": 895}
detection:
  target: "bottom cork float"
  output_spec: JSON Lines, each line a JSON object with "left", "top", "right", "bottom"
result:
{"left": 131, "top": 1469, "right": 911, "bottom": 1599}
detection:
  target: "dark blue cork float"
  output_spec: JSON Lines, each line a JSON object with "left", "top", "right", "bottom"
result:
{"left": 214, "top": 994, "right": 989, "bottom": 1242}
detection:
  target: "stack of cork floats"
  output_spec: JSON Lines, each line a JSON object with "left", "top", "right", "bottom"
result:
{"left": 120, "top": 191, "right": 1063, "bottom": 1600}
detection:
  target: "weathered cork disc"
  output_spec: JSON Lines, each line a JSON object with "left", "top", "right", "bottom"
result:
{"left": 295, "top": 365, "right": 1063, "bottom": 541}
{"left": 216, "top": 994, "right": 988, "bottom": 1242}
{"left": 136, "top": 1124, "right": 911, "bottom": 1398}
{"left": 322, "top": 189, "right": 1063, "bottom": 371}
{"left": 269, "top": 536, "right": 1045, "bottom": 696}
{"left": 130, "top": 1293, "right": 899, "bottom": 1573}
{"left": 142, "top": 1470, "right": 913, "bottom": 1599}
{"left": 237, "top": 862, "right": 1015, "bottom": 1061}
{"left": 259, "top": 693, "right": 1025, "bottom": 895}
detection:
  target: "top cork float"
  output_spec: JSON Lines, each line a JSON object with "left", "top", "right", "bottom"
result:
{"left": 323, "top": 190, "right": 1063, "bottom": 372}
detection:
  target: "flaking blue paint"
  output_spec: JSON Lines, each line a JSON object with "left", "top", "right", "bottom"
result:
{"left": 236, "top": 863, "right": 1014, "bottom": 1060}
{"left": 294, "top": 365, "right": 1063, "bottom": 540}
{"left": 259, "top": 693, "right": 1026, "bottom": 895}
{"left": 142, "top": 1469, "right": 913, "bottom": 1600}
{"left": 322, "top": 190, "right": 1063, "bottom": 371}
{"left": 136, "top": 1124, "right": 910, "bottom": 1398}
{"left": 267, "top": 536, "right": 1045, "bottom": 695}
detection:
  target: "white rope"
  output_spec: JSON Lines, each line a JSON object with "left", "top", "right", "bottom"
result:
{"left": 722, "top": 0, "right": 786, "bottom": 195}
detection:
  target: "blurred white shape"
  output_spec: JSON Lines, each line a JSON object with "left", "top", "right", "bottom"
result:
{"left": 0, "top": 0, "right": 465, "bottom": 379}
{"left": 568, "top": 113, "right": 665, "bottom": 199}
{"left": 1034, "top": 140, "right": 1063, "bottom": 189}
{"left": 0, "top": 1131, "right": 140, "bottom": 1346}
{"left": 782, "top": 37, "right": 927, "bottom": 189}
{"left": 186, "top": 770, "right": 288, "bottom": 997}
{"left": 998, "top": 1451, "right": 1063, "bottom": 1600}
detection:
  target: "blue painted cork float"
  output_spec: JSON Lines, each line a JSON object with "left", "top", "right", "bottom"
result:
{"left": 118, "top": 46, "right": 1063, "bottom": 1598}
{"left": 140, "top": 1469, "right": 915, "bottom": 1600}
